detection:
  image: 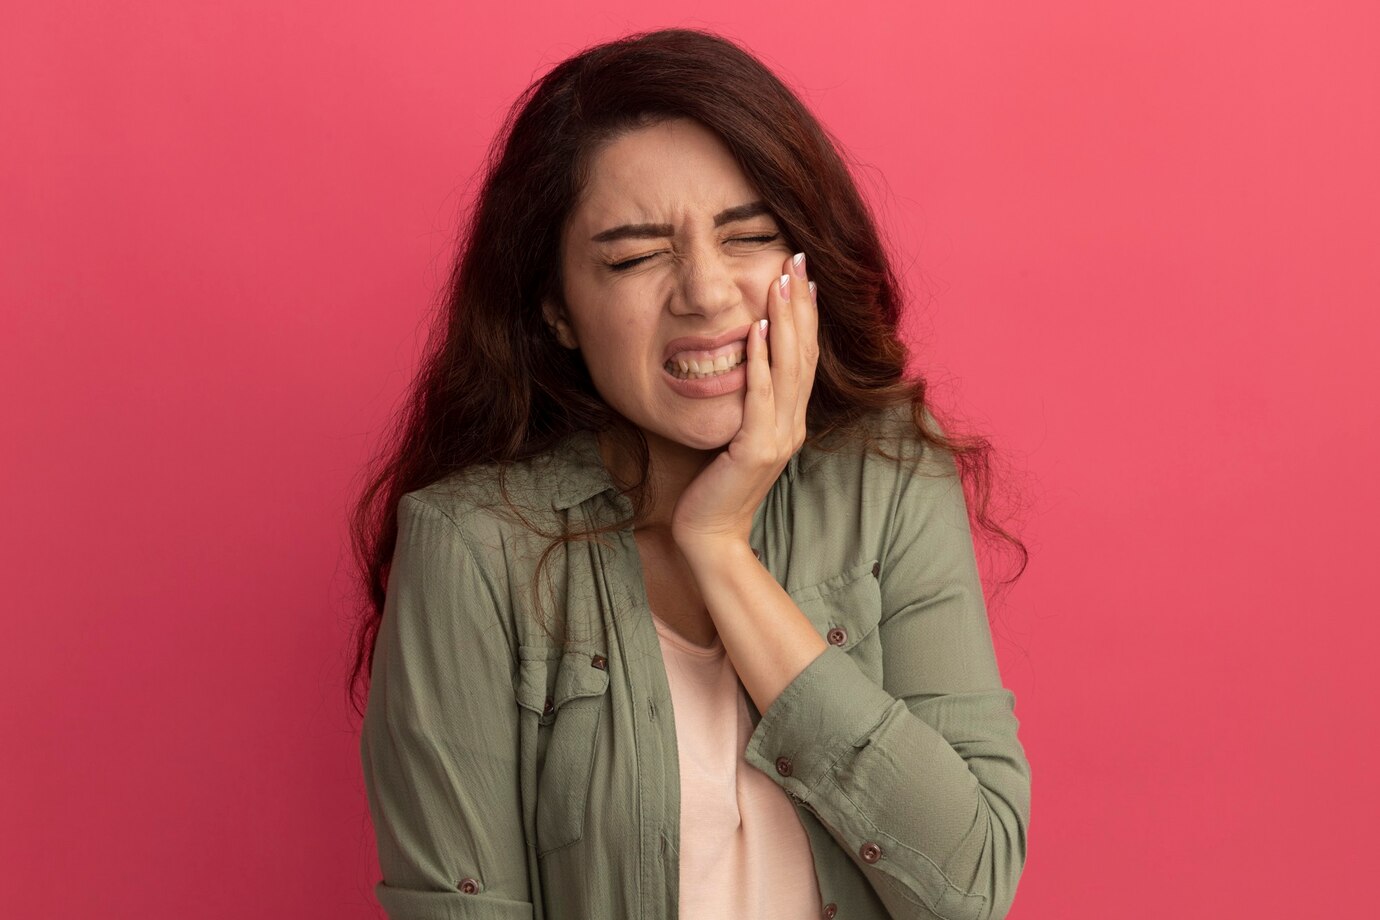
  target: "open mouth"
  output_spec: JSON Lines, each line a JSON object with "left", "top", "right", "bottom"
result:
{"left": 663, "top": 342, "right": 747, "bottom": 380}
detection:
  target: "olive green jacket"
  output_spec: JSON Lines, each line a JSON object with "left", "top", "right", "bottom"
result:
{"left": 360, "top": 406, "right": 1031, "bottom": 920}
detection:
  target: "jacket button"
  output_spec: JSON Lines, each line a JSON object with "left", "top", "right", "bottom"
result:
{"left": 458, "top": 877, "right": 480, "bottom": 893}
{"left": 775, "top": 756, "right": 794, "bottom": 777}
{"left": 823, "top": 903, "right": 838, "bottom": 919}
{"left": 542, "top": 695, "right": 554, "bottom": 715}
{"left": 826, "top": 626, "right": 847, "bottom": 646}
{"left": 859, "top": 841, "right": 882, "bottom": 863}
{"left": 871, "top": 561, "right": 880, "bottom": 578}
{"left": 591, "top": 654, "right": 607, "bottom": 670}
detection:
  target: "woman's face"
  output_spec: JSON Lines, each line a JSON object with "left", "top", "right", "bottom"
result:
{"left": 544, "top": 117, "right": 794, "bottom": 452}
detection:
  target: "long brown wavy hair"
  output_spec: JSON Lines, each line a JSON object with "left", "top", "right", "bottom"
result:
{"left": 345, "top": 27, "right": 1028, "bottom": 718}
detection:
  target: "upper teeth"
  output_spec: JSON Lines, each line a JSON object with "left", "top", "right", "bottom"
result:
{"left": 667, "top": 350, "right": 745, "bottom": 374}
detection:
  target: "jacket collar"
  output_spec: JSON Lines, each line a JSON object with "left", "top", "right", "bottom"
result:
{"left": 546, "top": 426, "right": 802, "bottom": 512}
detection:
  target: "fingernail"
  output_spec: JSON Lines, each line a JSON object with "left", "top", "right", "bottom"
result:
{"left": 791, "top": 252, "right": 807, "bottom": 278}
{"left": 778, "top": 273, "right": 790, "bottom": 299}
{"left": 808, "top": 281, "right": 816, "bottom": 302}
{"left": 758, "top": 318, "right": 769, "bottom": 337}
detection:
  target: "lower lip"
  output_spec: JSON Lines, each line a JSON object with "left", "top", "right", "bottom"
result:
{"left": 661, "top": 360, "right": 747, "bottom": 398}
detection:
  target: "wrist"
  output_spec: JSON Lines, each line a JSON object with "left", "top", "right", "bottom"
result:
{"left": 677, "top": 536, "right": 757, "bottom": 574}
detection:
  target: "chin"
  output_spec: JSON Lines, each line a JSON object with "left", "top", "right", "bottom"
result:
{"left": 660, "top": 409, "right": 743, "bottom": 451}
{"left": 676, "top": 431, "right": 734, "bottom": 452}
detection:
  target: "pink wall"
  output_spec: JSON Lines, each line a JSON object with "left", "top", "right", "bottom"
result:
{"left": 3, "top": 3, "right": 1377, "bottom": 917}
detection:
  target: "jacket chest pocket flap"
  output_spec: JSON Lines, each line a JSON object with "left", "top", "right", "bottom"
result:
{"left": 515, "top": 646, "right": 610, "bottom": 856}
{"left": 788, "top": 557, "right": 884, "bottom": 678}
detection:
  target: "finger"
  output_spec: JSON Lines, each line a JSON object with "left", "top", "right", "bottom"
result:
{"left": 798, "top": 278, "right": 819, "bottom": 438}
{"left": 773, "top": 258, "right": 801, "bottom": 433}
{"left": 786, "top": 253, "right": 813, "bottom": 421}
{"left": 785, "top": 252, "right": 814, "bottom": 430}
{"left": 746, "top": 314, "right": 773, "bottom": 439}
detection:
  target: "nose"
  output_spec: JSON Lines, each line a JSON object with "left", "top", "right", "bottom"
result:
{"left": 669, "top": 240, "right": 743, "bottom": 318}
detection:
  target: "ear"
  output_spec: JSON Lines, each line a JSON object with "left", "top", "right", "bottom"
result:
{"left": 542, "top": 296, "right": 580, "bottom": 350}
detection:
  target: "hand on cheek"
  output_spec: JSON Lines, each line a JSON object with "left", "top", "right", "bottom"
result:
{"left": 670, "top": 250, "right": 821, "bottom": 554}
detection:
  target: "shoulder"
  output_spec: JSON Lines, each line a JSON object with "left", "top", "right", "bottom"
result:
{"left": 801, "top": 403, "right": 955, "bottom": 489}
{"left": 398, "top": 453, "right": 559, "bottom": 563}
{"left": 791, "top": 404, "right": 964, "bottom": 566}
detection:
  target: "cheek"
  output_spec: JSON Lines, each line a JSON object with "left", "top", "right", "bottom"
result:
{"left": 572, "top": 281, "right": 665, "bottom": 381}
{"left": 581, "top": 325, "right": 653, "bottom": 383}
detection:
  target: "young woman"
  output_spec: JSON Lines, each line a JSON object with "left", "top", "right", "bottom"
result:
{"left": 350, "top": 28, "right": 1031, "bottom": 920}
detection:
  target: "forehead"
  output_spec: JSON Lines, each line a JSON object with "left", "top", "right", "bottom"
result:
{"left": 572, "top": 119, "right": 761, "bottom": 233}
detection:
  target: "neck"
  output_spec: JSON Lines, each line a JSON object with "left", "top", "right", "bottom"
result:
{"left": 597, "top": 427, "right": 718, "bottom": 532}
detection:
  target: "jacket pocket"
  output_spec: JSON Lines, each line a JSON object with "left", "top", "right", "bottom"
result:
{"left": 514, "top": 646, "right": 610, "bottom": 857}
{"left": 788, "top": 557, "right": 884, "bottom": 680}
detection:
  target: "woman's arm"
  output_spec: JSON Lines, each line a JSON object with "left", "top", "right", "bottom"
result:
{"left": 688, "top": 440, "right": 1031, "bottom": 920}
{"left": 360, "top": 493, "right": 534, "bottom": 919}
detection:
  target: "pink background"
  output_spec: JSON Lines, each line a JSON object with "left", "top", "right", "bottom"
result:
{"left": 4, "top": 3, "right": 1377, "bottom": 917}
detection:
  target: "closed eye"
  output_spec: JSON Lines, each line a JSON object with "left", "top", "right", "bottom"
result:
{"left": 607, "top": 234, "right": 781, "bottom": 272}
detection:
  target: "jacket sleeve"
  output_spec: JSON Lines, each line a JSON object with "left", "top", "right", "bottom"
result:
{"left": 743, "top": 436, "right": 1031, "bottom": 920}
{"left": 360, "top": 493, "right": 535, "bottom": 919}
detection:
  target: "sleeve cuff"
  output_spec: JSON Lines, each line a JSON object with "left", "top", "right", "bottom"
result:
{"left": 743, "top": 643, "right": 901, "bottom": 800}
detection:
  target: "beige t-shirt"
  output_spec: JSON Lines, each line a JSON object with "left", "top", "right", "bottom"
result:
{"left": 650, "top": 608, "right": 824, "bottom": 919}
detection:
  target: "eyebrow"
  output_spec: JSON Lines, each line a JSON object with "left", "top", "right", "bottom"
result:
{"left": 589, "top": 200, "right": 774, "bottom": 244}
